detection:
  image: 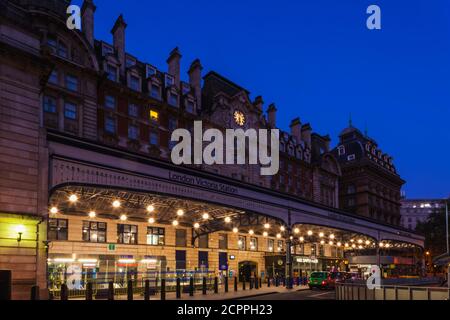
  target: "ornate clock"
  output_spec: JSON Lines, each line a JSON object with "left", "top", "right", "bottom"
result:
{"left": 233, "top": 110, "right": 246, "bottom": 126}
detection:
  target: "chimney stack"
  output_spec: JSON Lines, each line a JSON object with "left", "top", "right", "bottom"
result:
{"left": 267, "top": 103, "right": 277, "bottom": 128}
{"left": 81, "top": 0, "right": 96, "bottom": 47}
{"left": 290, "top": 117, "right": 302, "bottom": 141}
{"left": 301, "top": 123, "right": 312, "bottom": 147}
{"left": 323, "top": 134, "right": 331, "bottom": 151}
{"left": 167, "top": 47, "right": 182, "bottom": 87}
{"left": 188, "top": 59, "right": 203, "bottom": 109}
{"left": 111, "top": 14, "right": 127, "bottom": 75}
{"left": 253, "top": 96, "right": 264, "bottom": 112}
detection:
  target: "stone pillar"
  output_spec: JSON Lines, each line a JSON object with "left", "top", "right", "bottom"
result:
{"left": 188, "top": 59, "right": 203, "bottom": 110}
{"left": 111, "top": 14, "right": 127, "bottom": 76}
{"left": 167, "top": 47, "right": 182, "bottom": 87}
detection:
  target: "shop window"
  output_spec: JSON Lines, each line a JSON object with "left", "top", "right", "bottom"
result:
{"left": 48, "top": 218, "right": 68, "bottom": 240}
{"left": 128, "top": 104, "right": 139, "bottom": 117}
{"left": 64, "top": 102, "right": 77, "bottom": 120}
{"left": 105, "top": 116, "right": 116, "bottom": 134}
{"left": 65, "top": 74, "right": 78, "bottom": 91}
{"left": 250, "top": 237, "right": 258, "bottom": 251}
{"left": 267, "top": 239, "right": 274, "bottom": 252}
{"left": 82, "top": 221, "right": 106, "bottom": 243}
{"left": 198, "top": 233, "right": 209, "bottom": 248}
{"left": 238, "top": 235, "right": 246, "bottom": 251}
{"left": 117, "top": 224, "right": 138, "bottom": 244}
{"left": 43, "top": 95, "right": 57, "bottom": 113}
{"left": 219, "top": 233, "right": 228, "bottom": 250}
{"left": 149, "top": 131, "right": 159, "bottom": 146}
{"left": 175, "top": 250, "right": 186, "bottom": 270}
{"left": 175, "top": 229, "right": 187, "bottom": 247}
{"left": 198, "top": 251, "right": 209, "bottom": 269}
{"left": 147, "top": 227, "right": 165, "bottom": 246}
{"left": 105, "top": 95, "right": 116, "bottom": 109}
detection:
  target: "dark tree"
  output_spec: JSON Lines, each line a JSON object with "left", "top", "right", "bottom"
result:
{"left": 416, "top": 210, "right": 447, "bottom": 256}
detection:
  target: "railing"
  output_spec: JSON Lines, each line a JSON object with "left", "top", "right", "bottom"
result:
{"left": 335, "top": 282, "right": 450, "bottom": 301}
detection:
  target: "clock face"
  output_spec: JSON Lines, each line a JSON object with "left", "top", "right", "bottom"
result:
{"left": 233, "top": 110, "right": 246, "bottom": 126}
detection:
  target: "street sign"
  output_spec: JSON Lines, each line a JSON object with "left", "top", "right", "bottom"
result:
{"left": 108, "top": 244, "right": 116, "bottom": 251}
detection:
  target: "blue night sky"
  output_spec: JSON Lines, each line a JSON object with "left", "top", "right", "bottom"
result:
{"left": 72, "top": 0, "right": 450, "bottom": 199}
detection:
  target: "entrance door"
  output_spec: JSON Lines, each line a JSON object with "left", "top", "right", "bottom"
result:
{"left": 238, "top": 261, "right": 257, "bottom": 282}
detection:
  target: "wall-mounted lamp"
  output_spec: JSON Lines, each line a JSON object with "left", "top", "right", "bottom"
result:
{"left": 16, "top": 225, "right": 25, "bottom": 243}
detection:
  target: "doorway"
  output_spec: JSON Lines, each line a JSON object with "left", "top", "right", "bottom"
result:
{"left": 238, "top": 261, "right": 257, "bottom": 282}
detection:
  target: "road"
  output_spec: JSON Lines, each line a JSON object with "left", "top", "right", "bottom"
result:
{"left": 238, "top": 288, "right": 336, "bottom": 300}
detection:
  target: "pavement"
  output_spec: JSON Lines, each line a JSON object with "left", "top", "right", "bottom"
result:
{"left": 97, "top": 285, "right": 311, "bottom": 301}
{"left": 238, "top": 288, "right": 336, "bottom": 300}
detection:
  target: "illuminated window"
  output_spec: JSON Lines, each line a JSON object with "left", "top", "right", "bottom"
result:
{"left": 267, "top": 239, "right": 274, "bottom": 252}
{"left": 250, "top": 237, "right": 258, "bottom": 251}
{"left": 238, "top": 236, "right": 246, "bottom": 250}
{"left": 48, "top": 219, "right": 68, "bottom": 240}
{"left": 82, "top": 221, "right": 107, "bottom": 243}
{"left": 117, "top": 224, "right": 138, "bottom": 244}
{"left": 150, "top": 110, "right": 159, "bottom": 122}
{"left": 147, "top": 227, "right": 165, "bottom": 246}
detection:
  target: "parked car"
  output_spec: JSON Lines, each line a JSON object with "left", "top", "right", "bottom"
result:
{"left": 308, "top": 271, "right": 335, "bottom": 290}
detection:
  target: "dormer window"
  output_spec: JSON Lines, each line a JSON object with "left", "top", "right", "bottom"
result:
{"left": 126, "top": 56, "right": 136, "bottom": 68}
{"left": 165, "top": 74, "right": 174, "bottom": 87}
{"left": 338, "top": 145, "right": 345, "bottom": 155}
{"left": 146, "top": 65, "right": 156, "bottom": 78}
{"left": 347, "top": 154, "right": 356, "bottom": 161}
{"left": 106, "top": 64, "right": 118, "bottom": 82}
{"left": 365, "top": 144, "right": 371, "bottom": 151}
{"left": 168, "top": 92, "right": 178, "bottom": 107}
{"left": 102, "top": 43, "right": 114, "bottom": 56}
{"left": 182, "top": 83, "right": 191, "bottom": 95}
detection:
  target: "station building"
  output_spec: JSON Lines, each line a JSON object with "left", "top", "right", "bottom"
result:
{"left": 0, "top": 0, "right": 424, "bottom": 299}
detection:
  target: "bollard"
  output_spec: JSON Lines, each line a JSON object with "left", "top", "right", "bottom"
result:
{"left": 202, "top": 277, "right": 207, "bottom": 295}
{"left": 267, "top": 277, "right": 271, "bottom": 287}
{"left": 160, "top": 279, "right": 166, "bottom": 300}
{"left": 275, "top": 277, "right": 279, "bottom": 287}
{"left": 30, "top": 285, "right": 40, "bottom": 300}
{"left": 86, "top": 282, "right": 93, "bottom": 300}
{"left": 224, "top": 277, "right": 229, "bottom": 293}
{"left": 176, "top": 278, "right": 181, "bottom": 299}
{"left": 189, "top": 277, "right": 194, "bottom": 296}
{"left": 0, "top": 270, "right": 12, "bottom": 301}
{"left": 242, "top": 279, "right": 246, "bottom": 291}
{"left": 144, "top": 280, "right": 150, "bottom": 301}
{"left": 234, "top": 277, "right": 238, "bottom": 292}
{"left": 259, "top": 278, "right": 262, "bottom": 289}
{"left": 108, "top": 281, "right": 114, "bottom": 300}
{"left": 127, "top": 280, "right": 133, "bottom": 300}
{"left": 249, "top": 278, "right": 253, "bottom": 290}
{"left": 214, "top": 277, "right": 218, "bottom": 294}
{"left": 60, "top": 284, "right": 68, "bottom": 300}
